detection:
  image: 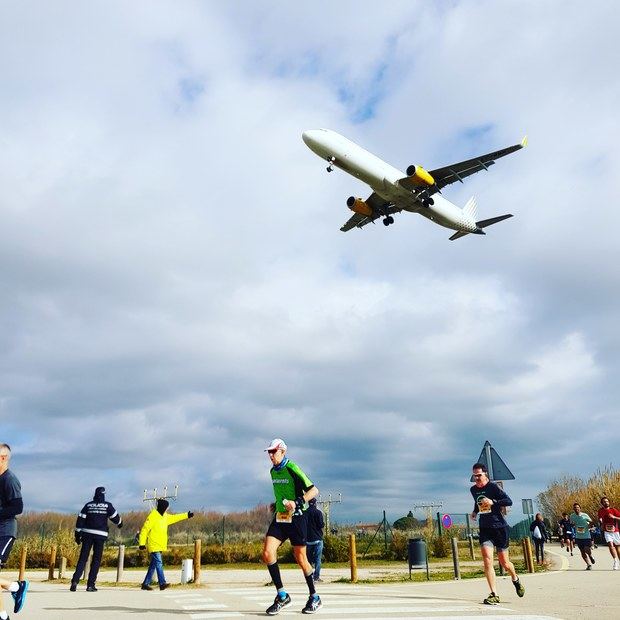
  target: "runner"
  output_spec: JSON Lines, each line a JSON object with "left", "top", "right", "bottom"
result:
{"left": 262, "top": 438, "right": 321, "bottom": 615}
{"left": 597, "top": 496, "right": 620, "bottom": 570}
{"left": 0, "top": 444, "right": 28, "bottom": 619}
{"left": 569, "top": 503, "right": 595, "bottom": 570}
{"left": 470, "top": 462, "right": 525, "bottom": 606}
{"left": 558, "top": 512, "right": 574, "bottom": 555}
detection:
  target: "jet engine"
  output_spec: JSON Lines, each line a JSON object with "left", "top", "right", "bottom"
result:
{"left": 406, "top": 164, "right": 435, "bottom": 186}
{"left": 346, "top": 196, "right": 373, "bottom": 217}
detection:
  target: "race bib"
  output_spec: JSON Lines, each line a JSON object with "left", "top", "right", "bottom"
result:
{"left": 478, "top": 506, "right": 492, "bottom": 514}
{"left": 576, "top": 526, "right": 585, "bottom": 533}
{"left": 606, "top": 525, "right": 615, "bottom": 532}
{"left": 276, "top": 511, "right": 293, "bottom": 524}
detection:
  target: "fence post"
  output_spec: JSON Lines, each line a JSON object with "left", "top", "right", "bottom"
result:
{"left": 349, "top": 534, "right": 358, "bottom": 583}
{"left": 116, "top": 545, "right": 125, "bottom": 583}
{"left": 468, "top": 534, "right": 475, "bottom": 560}
{"left": 451, "top": 537, "right": 461, "bottom": 580}
{"left": 48, "top": 544, "right": 57, "bottom": 580}
{"left": 193, "top": 539, "right": 202, "bottom": 585}
{"left": 19, "top": 546, "right": 27, "bottom": 581}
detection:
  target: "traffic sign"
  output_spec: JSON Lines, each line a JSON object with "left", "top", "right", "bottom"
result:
{"left": 441, "top": 514, "right": 452, "bottom": 529}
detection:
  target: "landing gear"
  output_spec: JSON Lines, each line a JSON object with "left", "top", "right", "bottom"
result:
{"left": 383, "top": 216, "right": 394, "bottom": 226}
{"left": 326, "top": 157, "right": 335, "bottom": 172}
{"left": 420, "top": 192, "right": 434, "bottom": 208}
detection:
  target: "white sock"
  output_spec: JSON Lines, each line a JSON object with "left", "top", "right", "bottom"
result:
{"left": 9, "top": 581, "right": 19, "bottom": 592}
{"left": 0, "top": 610, "right": 8, "bottom": 620}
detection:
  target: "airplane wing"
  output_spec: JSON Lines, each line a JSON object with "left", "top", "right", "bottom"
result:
{"left": 428, "top": 137, "right": 528, "bottom": 191}
{"left": 340, "top": 192, "right": 400, "bottom": 231}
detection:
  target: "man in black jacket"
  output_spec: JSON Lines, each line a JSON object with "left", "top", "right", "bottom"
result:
{"left": 305, "top": 499, "right": 324, "bottom": 582}
{"left": 0, "top": 443, "right": 29, "bottom": 618}
{"left": 70, "top": 487, "right": 123, "bottom": 592}
{"left": 470, "top": 462, "right": 524, "bottom": 606}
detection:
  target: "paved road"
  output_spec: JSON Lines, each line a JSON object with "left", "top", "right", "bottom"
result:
{"left": 2, "top": 543, "right": 618, "bottom": 619}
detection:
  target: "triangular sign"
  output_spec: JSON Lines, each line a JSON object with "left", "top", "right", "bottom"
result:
{"left": 473, "top": 440, "right": 515, "bottom": 481}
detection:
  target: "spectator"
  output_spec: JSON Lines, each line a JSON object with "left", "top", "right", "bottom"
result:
{"left": 139, "top": 499, "right": 193, "bottom": 590}
{"left": 70, "top": 486, "right": 122, "bottom": 592}
{"left": 529, "top": 513, "right": 548, "bottom": 564}
{"left": 305, "top": 498, "right": 325, "bottom": 582}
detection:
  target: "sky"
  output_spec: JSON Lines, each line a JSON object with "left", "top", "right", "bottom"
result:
{"left": 0, "top": 0, "right": 619, "bottom": 524}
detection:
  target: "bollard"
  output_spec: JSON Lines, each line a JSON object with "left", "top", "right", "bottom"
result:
{"left": 19, "top": 546, "right": 27, "bottom": 581}
{"left": 48, "top": 544, "right": 57, "bottom": 580}
{"left": 468, "top": 534, "right": 475, "bottom": 560}
{"left": 349, "top": 534, "right": 358, "bottom": 583}
{"left": 116, "top": 545, "right": 125, "bottom": 583}
{"left": 524, "top": 537, "right": 535, "bottom": 573}
{"left": 193, "top": 539, "right": 202, "bottom": 585}
{"left": 59, "top": 556, "right": 67, "bottom": 579}
{"left": 451, "top": 537, "right": 461, "bottom": 580}
{"left": 521, "top": 538, "right": 533, "bottom": 573}
{"left": 84, "top": 550, "right": 92, "bottom": 581}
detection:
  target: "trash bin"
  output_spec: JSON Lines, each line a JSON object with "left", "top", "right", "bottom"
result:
{"left": 408, "top": 538, "right": 429, "bottom": 580}
{"left": 181, "top": 558, "right": 193, "bottom": 584}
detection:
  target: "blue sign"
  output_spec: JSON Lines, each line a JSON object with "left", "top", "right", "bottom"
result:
{"left": 442, "top": 514, "right": 452, "bottom": 529}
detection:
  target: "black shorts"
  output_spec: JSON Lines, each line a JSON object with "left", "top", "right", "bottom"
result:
{"left": 479, "top": 526, "right": 510, "bottom": 551}
{"left": 0, "top": 536, "right": 16, "bottom": 565}
{"left": 575, "top": 538, "right": 592, "bottom": 551}
{"left": 562, "top": 533, "right": 574, "bottom": 541}
{"left": 266, "top": 514, "right": 307, "bottom": 547}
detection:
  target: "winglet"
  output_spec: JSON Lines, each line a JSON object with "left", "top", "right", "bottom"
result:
{"left": 521, "top": 135, "right": 528, "bottom": 148}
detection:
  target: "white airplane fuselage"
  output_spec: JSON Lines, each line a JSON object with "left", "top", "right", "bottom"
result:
{"left": 302, "top": 128, "right": 478, "bottom": 233}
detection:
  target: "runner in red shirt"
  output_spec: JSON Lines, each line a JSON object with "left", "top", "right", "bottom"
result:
{"left": 597, "top": 496, "right": 620, "bottom": 570}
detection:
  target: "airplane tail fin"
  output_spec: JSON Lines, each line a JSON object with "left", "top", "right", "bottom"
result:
{"left": 462, "top": 196, "right": 477, "bottom": 220}
{"left": 449, "top": 213, "right": 513, "bottom": 241}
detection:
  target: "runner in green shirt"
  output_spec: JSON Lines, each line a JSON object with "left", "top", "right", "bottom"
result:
{"left": 570, "top": 503, "right": 595, "bottom": 570}
{"left": 261, "top": 438, "right": 321, "bottom": 615}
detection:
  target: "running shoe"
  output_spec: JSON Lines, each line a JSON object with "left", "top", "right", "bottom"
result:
{"left": 590, "top": 556, "right": 595, "bottom": 564}
{"left": 483, "top": 593, "right": 501, "bottom": 605}
{"left": 586, "top": 564, "right": 592, "bottom": 570}
{"left": 69, "top": 583, "right": 77, "bottom": 592}
{"left": 613, "top": 559, "right": 619, "bottom": 570}
{"left": 86, "top": 586, "right": 98, "bottom": 592}
{"left": 12, "top": 580, "right": 29, "bottom": 613}
{"left": 266, "top": 593, "right": 291, "bottom": 616}
{"left": 302, "top": 594, "right": 322, "bottom": 614}
{"left": 513, "top": 579, "right": 525, "bottom": 597}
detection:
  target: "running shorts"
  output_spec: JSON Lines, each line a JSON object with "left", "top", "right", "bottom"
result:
{"left": 479, "top": 526, "right": 510, "bottom": 551}
{"left": 603, "top": 531, "right": 620, "bottom": 545}
{"left": 0, "top": 536, "right": 15, "bottom": 565}
{"left": 266, "top": 513, "right": 308, "bottom": 547}
{"left": 575, "top": 538, "right": 592, "bottom": 551}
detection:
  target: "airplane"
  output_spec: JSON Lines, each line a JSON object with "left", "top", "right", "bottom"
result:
{"left": 302, "top": 128, "right": 527, "bottom": 240}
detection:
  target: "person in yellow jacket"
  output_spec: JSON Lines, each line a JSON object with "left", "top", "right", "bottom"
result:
{"left": 139, "top": 499, "right": 194, "bottom": 590}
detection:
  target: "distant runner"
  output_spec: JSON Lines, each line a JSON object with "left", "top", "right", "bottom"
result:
{"left": 470, "top": 462, "right": 525, "bottom": 606}
{"left": 570, "top": 503, "right": 595, "bottom": 570}
{"left": 262, "top": 438, "right": 321, "bottom": 615}
{"left": 558, "top": 512, "right": 574, "bottom": 555}
{"left": 0, "top": 443, "right": 28, "bottom": 619}
{"left": 597, "top": 496, "right": 620, "bottom": 570}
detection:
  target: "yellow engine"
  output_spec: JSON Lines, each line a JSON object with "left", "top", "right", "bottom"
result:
{"left": 346, "top": 196, "right": 373, "bottom": 217}
{"left": 406, "top": 164, "right": 435, "bottom": 186}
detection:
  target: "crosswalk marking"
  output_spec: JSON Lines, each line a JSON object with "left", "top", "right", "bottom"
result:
{"left": 189, "top": 614, "right": 244, "bottom": 620}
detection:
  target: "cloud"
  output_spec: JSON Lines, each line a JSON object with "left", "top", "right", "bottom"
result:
{"left": 0, "top": 1, "right": 618, "bottom": 523}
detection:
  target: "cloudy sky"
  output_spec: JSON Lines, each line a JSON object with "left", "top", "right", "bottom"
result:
{"left": 1, "top": 1, "right": 618, "bottom": 524}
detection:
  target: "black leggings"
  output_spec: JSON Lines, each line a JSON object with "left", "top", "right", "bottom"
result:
{"left": 533, "top": 537, "right": 544, "bottom": 562}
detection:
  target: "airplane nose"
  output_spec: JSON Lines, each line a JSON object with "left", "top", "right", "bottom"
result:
{"left": 302, "top": 129, "right": 319, "bottom": 147}
{"left": 302, "top": 130, "right": 312, "bottom": 145}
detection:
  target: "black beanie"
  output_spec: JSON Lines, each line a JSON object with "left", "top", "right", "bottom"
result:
{"left": 156, "top": 499, "right": 169, "bottom": 515}
{"left": 94, "top": 487, "right": 106, "bottom": 501}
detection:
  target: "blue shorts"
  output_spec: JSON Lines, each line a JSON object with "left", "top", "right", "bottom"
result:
{"left": 479, "top": 526, "right": 510, "bottom": 551}
{"left": 266, "top": 514, "right": 308, "bottom": 547}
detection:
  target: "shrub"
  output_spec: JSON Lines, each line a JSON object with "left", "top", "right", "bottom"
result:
{"left": 322, "top": 536, "right": 350, "bottom": 562}
{"left": 430, "top": 536, "right": 450, "bottom": 558}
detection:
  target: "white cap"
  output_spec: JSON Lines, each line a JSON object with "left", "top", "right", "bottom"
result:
{"left": 265, "top": 438, "right": 287, "bottom": 452}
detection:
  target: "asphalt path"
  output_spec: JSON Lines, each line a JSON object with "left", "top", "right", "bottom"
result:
{"left": 2, "top": 543, "right": 618, "bottom": 619}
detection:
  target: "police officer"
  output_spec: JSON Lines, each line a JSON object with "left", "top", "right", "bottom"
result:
{"left": 70, "top": 487, "right": 122, "bottom": 591}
